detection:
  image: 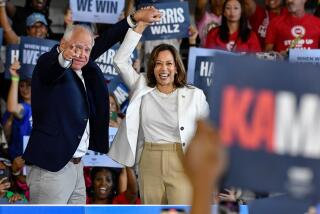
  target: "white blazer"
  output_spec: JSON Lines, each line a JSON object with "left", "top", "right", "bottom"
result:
{"left": 108, "top": 29, "right": 209, "bottom": 167}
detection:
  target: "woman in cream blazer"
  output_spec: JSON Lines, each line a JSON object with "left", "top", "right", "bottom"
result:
{"left": 108, "top": 22, "right": 209, "bottom": 204}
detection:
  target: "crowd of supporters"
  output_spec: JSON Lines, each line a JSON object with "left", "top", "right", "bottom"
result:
{"left": 0, "top": 0, "right": 318, "bottom": 207}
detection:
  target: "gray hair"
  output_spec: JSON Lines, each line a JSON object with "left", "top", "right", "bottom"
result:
{"left": 63, "top": 24, "right": 95, "bottom": 47}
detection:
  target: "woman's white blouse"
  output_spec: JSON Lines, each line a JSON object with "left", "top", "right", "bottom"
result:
{"left": 141, "top": 89, "right": 181, "bottom": 144}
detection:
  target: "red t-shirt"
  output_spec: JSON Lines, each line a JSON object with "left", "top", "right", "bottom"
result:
{"left": 205, "top": 27, "right": 261, "bottom": 53}
{"left": 86, "top": 192, "right": 141, "bottom": 204}
{"left": 249, "top": 5, "right": 288, "bottom": 47}
{"left": 112, "top": 192, "right": 141, "bottom": 204}
{"left": 265, "top": 13, "right": 320, "bottom": 52}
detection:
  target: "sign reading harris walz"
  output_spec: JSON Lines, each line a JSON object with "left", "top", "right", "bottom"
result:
{"left": 209, "top": 54, "right": 320, "bottom": 199}
{"left": 141, "top": 1, "right": 190, "bottom": 41}
{"left": 95, "top": 43, "right": 137, "bottom": 80}
{"left": 19, "top": 36, "right": 58, "bottom": 79}
{"left": 95, "top": 43, "right": 137, "bottom": 112}
{"left": 187, "top": 47, "right": 235, "bottom": 97}
{"left": 70, "top": 0, "right": 125, "bottom": 24}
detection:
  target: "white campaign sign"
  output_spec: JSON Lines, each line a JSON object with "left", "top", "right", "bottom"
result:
{"left": 289, "top": 49, "right": 320, "bottom": 65}
{"left": 82, "top": 127, "right": 123, "bottom": 167}
{"left": 22, "top": 127, "right": 122, "bottom": 173}
{"left": 70, "top": 0, "right": 125, "bottom": 24}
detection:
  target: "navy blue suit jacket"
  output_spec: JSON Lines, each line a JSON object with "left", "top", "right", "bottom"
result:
{"left": 23, "top": 19, "right": 130, "bottom": 172}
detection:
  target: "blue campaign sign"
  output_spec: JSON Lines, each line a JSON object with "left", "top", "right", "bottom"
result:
{"left": 107, "top": 75, "right": 130, "bottom": 113}
{"left": 289, "top": 49, "right": 320, "bottom": 65}
{"left": 136, "top": 0, "right": 181, "bottom": 7}
{"left": 142, "top": 2, "right": 190, "bottom": 41}
{"left": 19, "top": 36, "right": 58, "bottom": 79}
{"left": 0, "top": 206, "right": 84, "bottom": 214}
{"left": 4, "top": 44, "right": 19, "bottom": 79}
{"left": 194, "top": 56, "right": 215, "bottom": 97}
{"left": 70, "top": 0, "right": 125, "bottom": 24}
{"left": 95, "top": 43, "right": 137, "bottom": 81}
{"left": 248, "top": 194, "right": 314, "bottom": 214}
{"left": 137, "top": 0, "right": 177, "bottom": 4}
{"left": 187, "top": 47, "right": 235, "bottom": 84}
{"left": 0, "top": 205, "right": 190, "bottom": 214}
{"left": 208, "top": 54, "right": 320, "bottom": 199}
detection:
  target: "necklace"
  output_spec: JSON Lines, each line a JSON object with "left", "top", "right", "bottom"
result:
{"left": 154, "top": 87, "right": 177, "bottom": 98}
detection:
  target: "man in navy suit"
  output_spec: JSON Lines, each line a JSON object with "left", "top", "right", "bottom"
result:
{"left": 22, "top": 8, "right": 161, "bottom": 204}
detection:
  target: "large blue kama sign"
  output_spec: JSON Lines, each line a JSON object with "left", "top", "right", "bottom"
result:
{"left": 208, "top": 54, "right": 320, "bottom": 200}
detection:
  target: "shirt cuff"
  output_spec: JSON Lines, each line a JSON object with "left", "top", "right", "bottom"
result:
{"left": 127, "top": 15, "right": 136, "bottom": 28}
{"left": 58, "top": 52, "right": 72, "bottom": 68}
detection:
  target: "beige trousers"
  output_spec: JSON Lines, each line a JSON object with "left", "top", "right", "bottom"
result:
{"left": 138, "top": 142, "right": 192, "bottom": 204}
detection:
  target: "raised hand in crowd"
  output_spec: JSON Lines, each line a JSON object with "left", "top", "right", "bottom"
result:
{"left": 0, "top": 2, "right": 49, "bottom": 44}
{"left": 9, "top": 60, "right": 21, "bottom": 77}
{"left": 0, "top": 1, "right": 20, "bottom": 44}
{"left": 7, "top": 60, "right": 25, "bottom": 118}
{"left": 0, "top": 177, "right": 10, "bottom": 193}
{"left": 188, "top": 26, "right": 199, "bottom": 46}
{"left": 120, "top": 167, "right": 139, "bottom": 204}
{"left": 0, "top": 0, "right": 51, "bottom": 37}
{"left": 8, "top": 193, "right": 24, "bottom": 203}
{"left": 218, "top": 188, "right": 237, "bottom": 202}
{"left": 6, "top": 59, "right": 32, "bottom": 164}
{"left": 184, "top": 120, "right": 226, "bottom": 214}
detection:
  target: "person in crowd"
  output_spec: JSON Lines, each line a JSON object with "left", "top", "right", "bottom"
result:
{"left": 5, "top": 60, "right": 32, "bottom": 161}
{"left": 265, "top": 0, "right": 320, "bottom": 54}
{"left": 180, "top": 26, "right": 200, "bottom": 69}
{"left": 244, "top": 0, "right": 287, "bottom": 48}
{"left": 0, "top": 159, "right": 28, "bottom": 204}
{"left": 89, "top": 167, "right": 140, "bottom": 204}
{"left": 1, "top": 0, "right": 52, "bottom": 37}
{"left": 1, "top": 61, "right": 31, "bottom": 201}
{"left": 205, "top": 0, "right": 261, "bottom": 52}
{"left": 109, "top": 94, "right": 123, "bottom": 128}
{"left": 49, "top": 5, "right": 73, "bottom": 41}
{"left": 184, "top": 120, "right": 225, "bottom": 214}
{"left": 63, "top": 6, "right": 73, "bottom": 29}
{"left": 22, "top": 7, "right": 161, "bottom": 204}
{"left": 0, "top": 5, "right": 49, "bottom": 44}
{"left": 195, "top": 0, "right": 224, "bottom": 46}
{"left": 108, "top": 22, "right": 209, "bottom": 204}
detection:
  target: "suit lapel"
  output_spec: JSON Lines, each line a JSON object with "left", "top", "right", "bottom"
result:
{"left": 177, "top": 87, "right": 186, "bottom": 121}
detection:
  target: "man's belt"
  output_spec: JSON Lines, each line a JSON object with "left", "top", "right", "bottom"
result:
{"left": 70, "top": 157, "right": 82, "bottom": 164}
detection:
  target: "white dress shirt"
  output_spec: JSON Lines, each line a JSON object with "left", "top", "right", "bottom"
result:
{"left": 58, "top": 52, "right": 90, "bottom": 158}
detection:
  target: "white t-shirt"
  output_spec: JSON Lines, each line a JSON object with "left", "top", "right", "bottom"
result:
{"left": 141, "top": 89, "right": 181, "bottom": 144}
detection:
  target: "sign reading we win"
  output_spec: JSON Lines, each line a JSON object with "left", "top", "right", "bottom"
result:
{"left": 70, "top": 0, "right": 125, "bottom": 24}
